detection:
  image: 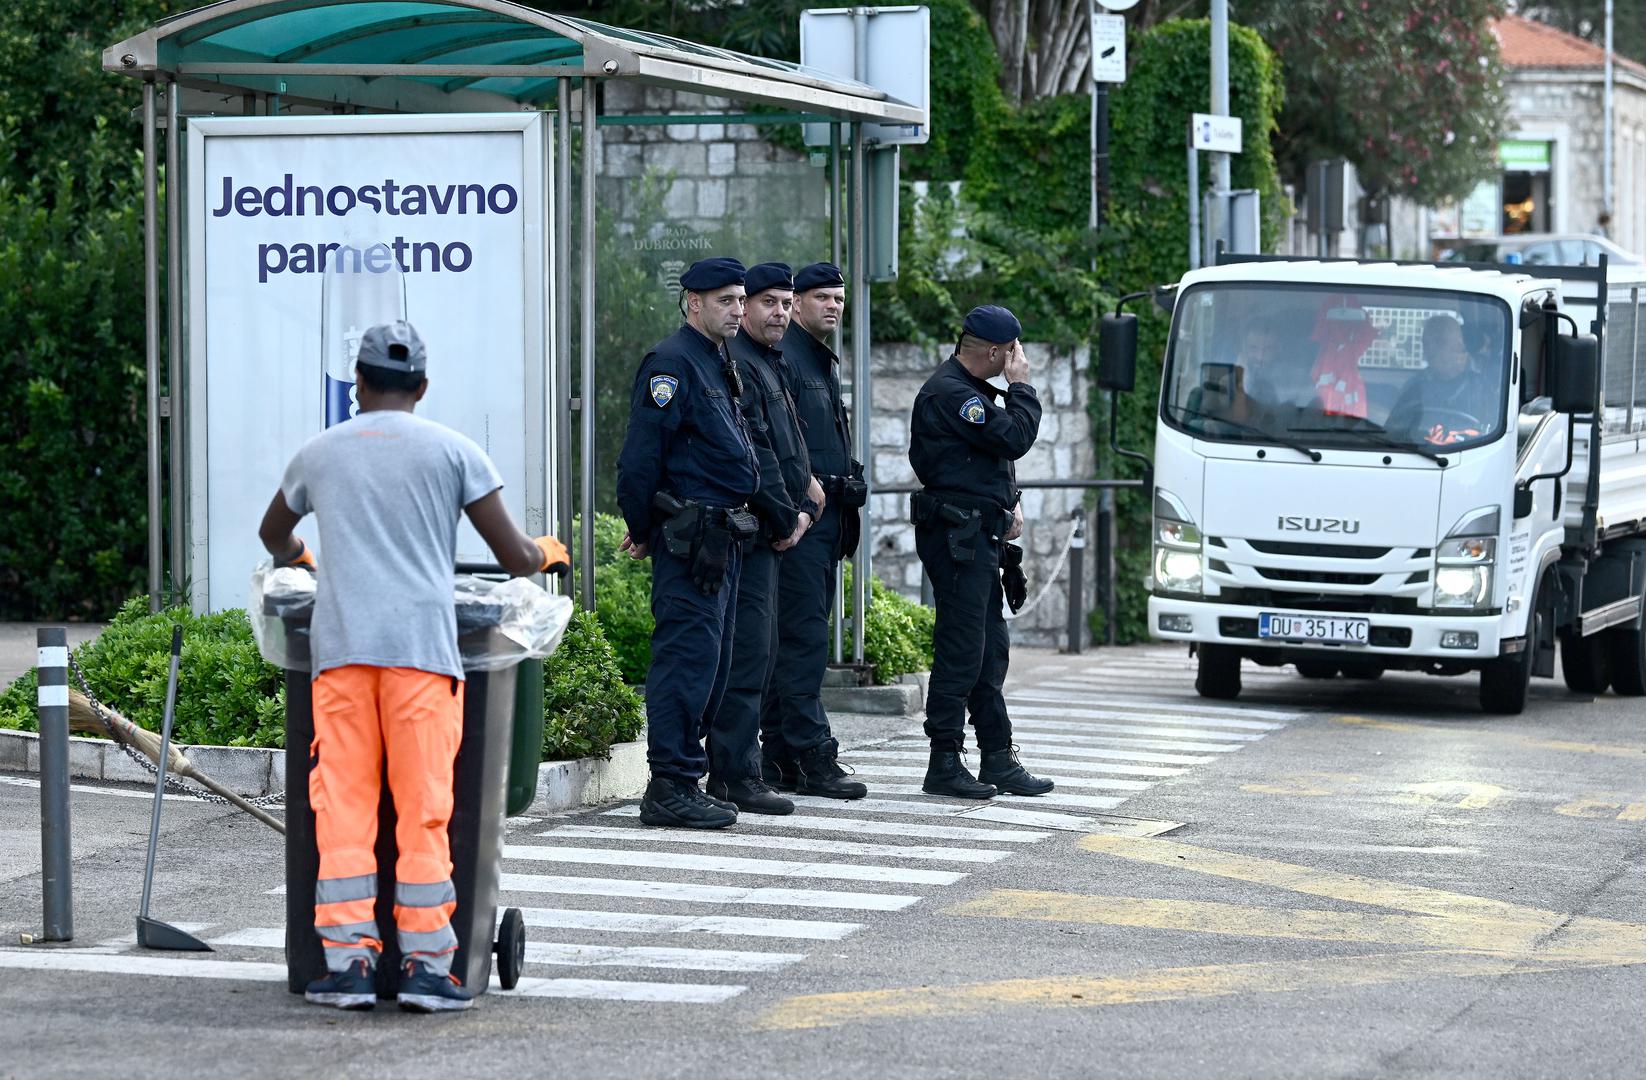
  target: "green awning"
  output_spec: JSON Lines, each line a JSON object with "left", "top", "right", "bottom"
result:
{"left": 105, "top": 0, "right": 923, "bottom": 122}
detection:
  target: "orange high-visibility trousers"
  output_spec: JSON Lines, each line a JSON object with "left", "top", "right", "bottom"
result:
{"left": 310, "top": 665, "right": 463, "bottom": 976}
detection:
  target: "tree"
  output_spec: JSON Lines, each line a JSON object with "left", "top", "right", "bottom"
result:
{"left": 973, "top": 0, "right": 1206, "bottom": 104}
{"left": 1237, "top": 0, "right": 1510, "bottom": 204}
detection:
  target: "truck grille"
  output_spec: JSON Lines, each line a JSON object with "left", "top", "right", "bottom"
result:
{"left": 1256, "top": 567, "right": 1381, "bottom": 586}
{"left": 1243, "top": 539, "right": 1391, "bottom": 559}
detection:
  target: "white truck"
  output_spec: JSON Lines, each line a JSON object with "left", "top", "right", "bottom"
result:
{"left": 1099, "top": 255, "right": 1646, "bottom": 714}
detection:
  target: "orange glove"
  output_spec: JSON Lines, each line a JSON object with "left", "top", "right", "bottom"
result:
{"left": 280, "top": 537, "right": 317, "bottom": 571}
{"left": 534, "top": 535, "right": 570, "bottom": 576}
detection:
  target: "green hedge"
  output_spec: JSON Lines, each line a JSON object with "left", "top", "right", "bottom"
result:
{"left": 840, "top": 564, "right": 937, "bottom": 685}
{"left": 542, "top": 609, "right": 646, "bottom": 760}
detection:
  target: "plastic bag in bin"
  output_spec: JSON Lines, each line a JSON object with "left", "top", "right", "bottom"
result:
{"left": 250, "top": 561, "right": 574, "bottom": 673}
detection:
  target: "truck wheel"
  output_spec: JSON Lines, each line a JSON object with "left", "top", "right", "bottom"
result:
{"left": 1295, "top": 660, "right": 1339, "bottom": 680}
{"left": 1480, "top": 575, "right": 1549, "bottom": 715}
{"left": 1339, "top": 660, "right": 1385, "bottom": 681}
{"left": 1610, "top": 625, "right": 1646, "bottom": 696}
{"left": 1560, "top": 630, "right": 1612, "bottom": 695}
{"left": 1196, "top": 644, "right": 1242, "bottom": 700}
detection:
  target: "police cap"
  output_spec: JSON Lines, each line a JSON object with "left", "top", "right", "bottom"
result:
{"left": 962, "top": 305, "right": 1022, "bottom": 345}
{"left": 744, "top": 262, "right": 795, "bottom": 296}
{"left": 794, "top": 262, "right": 845, "bottom": 292}
{"left": 680, "top": 256, "right": 747, "bottom": 291}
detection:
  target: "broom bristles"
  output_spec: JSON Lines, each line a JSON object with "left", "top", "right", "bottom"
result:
{"left": 67, "top": 688, "right": 193, "bottom": 775}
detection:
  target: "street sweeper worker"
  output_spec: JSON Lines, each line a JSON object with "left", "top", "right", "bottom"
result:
{"left": 257, "top": 321, "right": 568, "bottom": 1013}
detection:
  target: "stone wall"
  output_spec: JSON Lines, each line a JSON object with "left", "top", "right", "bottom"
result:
{"left": 864, "top": 343, "right": 1097, "bottom": 650}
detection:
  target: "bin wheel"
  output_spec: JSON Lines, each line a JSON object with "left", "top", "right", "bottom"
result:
{"left": 495, "top": 907, "right": 526, "bottom": 990}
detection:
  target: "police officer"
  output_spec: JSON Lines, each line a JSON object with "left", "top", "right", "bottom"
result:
{"left": 761, "top": 262, "right": 867, "bottom": 800}
{"left": 705, "top": 262, "right": 825, "bottom": 816}
{"left": 909, "top": 305, "right": 1054, "bottom": 799}
{"left": 616, "top": 256, "right": 761, "bottom": 829}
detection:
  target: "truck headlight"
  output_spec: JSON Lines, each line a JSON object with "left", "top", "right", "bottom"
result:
{"left": 1434, "top": 565, "right": 1491, "bottom": 608}
{"left": 1154, "top": 546, "right": 1203, "bottom": 594}
{"left": 1436, "top": 537, "right": 1495, "bottom": 563}
{"left": 1432, "top": 506, "right": 1499, "bottom": 610}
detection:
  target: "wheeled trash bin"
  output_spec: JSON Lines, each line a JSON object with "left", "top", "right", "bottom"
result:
{"left": 252, "top": 565, "right": 571, "bottom": 1001}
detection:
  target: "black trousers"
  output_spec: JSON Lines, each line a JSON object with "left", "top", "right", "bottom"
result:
{"left": 915, "top": 523, "right": 1013, "bottom": 752}
{"left": 707, "top": 541, "right": 779, "bottom": 781}
{"left": 644, "top": 540, "right": 740, "bottom": 783}
{"left": 761, "top": 503, "right": 842, "bottom": 761}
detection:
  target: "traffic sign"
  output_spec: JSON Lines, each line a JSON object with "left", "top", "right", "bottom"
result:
{"left": 1095, "top": 0, "right": 1140, "bottom": 10}
{"left": 1092, "top": 14, "right": 1127, "bottom": 83}
{"left": 1191, "top": 112, "right": 1243, "bottom": 154}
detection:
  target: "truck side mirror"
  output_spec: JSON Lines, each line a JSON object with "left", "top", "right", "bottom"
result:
{"left": 1549, "top": 333, "right": 1598, "bottom": 414}
{"left": 1099, "top": 313, "right": 1139, "bottom": 393}
{"left": 1152, "top": 285, "right": 1177, "bottom": 314}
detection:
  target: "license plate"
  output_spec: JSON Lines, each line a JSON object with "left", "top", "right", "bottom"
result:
{"left": 1258, "top": 612, "right": 1370, "bottom": 644}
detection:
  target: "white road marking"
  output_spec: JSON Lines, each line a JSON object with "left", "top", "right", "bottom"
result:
{"left": 786, "top": 794, "right": 1117, "bottom": 831}
{"left": 1016, "top": 689, "right": 1300, "bottom": 722}
{"left": 600, "top": 806, "right": 1049, "bottom": 843}
{"left": 525, "top": 941, "right": 803, "bottom": 972}
{"left": 848, "top": 757, "right": 1182, "bottom": 779}
{"left": 844, "top": 764, "right": 1156, "bottom": 791}
{"left": 541, "top": 824, "right": 1011, "bottom": 863}
{"left": 1010, "top": 718, "right": 1264, "bottom": 741}
{"left": 501, "top": 976, "right": 745, "bottom": 1003}
{"left": 210, "top": 928, "right": 284, "bottom": 949}
{"left": 964, "top": 730, "right": 1245, "bottom": 753}
{"left": 514, "top": 907, "right": 862, "bottom": 941}
{"left": 1005, "top": 704, "right": 1282, "bottom": 731}
{"left": 855, "top": 783, "right": 1134, "bottom": 812}
{"left": 500, "top": 845, "right": 964, "bottom": 886}
{"left": 498, "top": 874, "right": 922, "bottom": 911}
{"left": 0, "top": 948, "right": 284, "bottom": 982}
{"left": 0, "top": 775, "right": 210, "bottom": 804}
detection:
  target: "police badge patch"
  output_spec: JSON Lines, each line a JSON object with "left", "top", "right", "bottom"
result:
{"left": 959, "top": 395, "right": 987, "bottom": 424}
{"left": 650, "top": 375, "right": 679, "bottom": 407}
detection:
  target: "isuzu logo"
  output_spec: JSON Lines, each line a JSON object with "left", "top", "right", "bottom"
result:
{"left": 1277, "top": 515, "right": 1362, "bottom": 534}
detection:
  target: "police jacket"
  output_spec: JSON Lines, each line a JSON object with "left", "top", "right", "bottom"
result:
{"left": 728, "top": 329, "right": 813, "bottom": 542}
{"left": 909, "top": 355, "right": 1042, "bottom": 512}
{"left": 779, "top": 322, "right": 854, "bottom": 478}
{"left": 616, "top": 323, "right": 760, "bottom": 539}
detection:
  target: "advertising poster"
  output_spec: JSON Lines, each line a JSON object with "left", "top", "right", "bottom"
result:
{"left": 186, "top": 114, "right": 547, "bottom": 612}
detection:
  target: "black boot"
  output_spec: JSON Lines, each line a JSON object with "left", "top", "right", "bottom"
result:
{"left": 795, "top": 739, "right": 868, "bottom": 800}
{"left": 977, "top": 746, "right": 1055, "bottom": 796}
{"left": 639, "top": 777, "right": 738, "bottom": 829}
{"left": 760, "top": 755, "right": 799, "bottom": 793}
{"left": 707, "top": 776, "right": 795, "bottom": 816}
{"left": 922, "top": 747, "right": 997, "bottom": 799}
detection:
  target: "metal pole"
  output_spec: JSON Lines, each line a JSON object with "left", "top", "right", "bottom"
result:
{"left": 1604, "top": 0, "right": 1615, "bottom": 234}
{"left": 1065, "top": 509, "right": 1086, "bottom": 654}
{"left": 555, "top": 79, "right": 574, "bottom": 585}
{"left": 850, "top": 122, "right": 869, "bottom": 665}
{"left": 1187, "top": 143, "right": 1201, "bottom": 270}
{"left": 1629, "top": 285, "right": 1639, "bottom": 432}
{"left": 1210, "top": 0, "right": 1231, "bottom": 196}
{"left": 143, "top": 81, "right": 162, "bottom": 613}
{"left": 579, "top": 81, "right": 598, "bottom": 611}
{"left": 1100, "top": 489, "right": 1117, "bottom": 645}
{"left": 830, "top": 123, "right": 845, "bottom": 664}
{"left": 1089, "top": 1, "right": 1099, "bottom": 241}
{"left": 37, "top": 627, "right": 73, "bottom": 941}
{"left": 1094, "top": 86, "right": 1109, "bottom": 235}
{"left": 165, "top": 80, "right": 184, "bottom": 603}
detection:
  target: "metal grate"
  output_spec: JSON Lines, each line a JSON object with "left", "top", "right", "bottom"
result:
{"left": 1604, "top": 290, "right": 1646, "bottom": 434}
{"left": 1245, "top": 539, "right": 1391, "bottom": 559}
{"left": 1256, "top": 567, "right": 1382, "bottom": 586}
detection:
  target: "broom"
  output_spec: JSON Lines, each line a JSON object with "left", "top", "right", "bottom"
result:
{"left": 67, "top": 688, "right": 287, "bottom": 835}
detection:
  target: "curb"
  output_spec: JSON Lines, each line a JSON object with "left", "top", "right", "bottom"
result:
{"left": 0, "top": 727, "right": 649, "bottom": 810}
{"left": 820, "top": 671, "right": 927, "bottom": 717}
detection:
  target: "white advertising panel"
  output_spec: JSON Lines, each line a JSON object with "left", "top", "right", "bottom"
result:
{"left": 186, "top": 114, "right": 549, "bottom": 613}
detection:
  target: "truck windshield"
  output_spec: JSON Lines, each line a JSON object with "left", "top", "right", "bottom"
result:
{"left": 1161, "top": 284, "right": 1512, "bottom": 455}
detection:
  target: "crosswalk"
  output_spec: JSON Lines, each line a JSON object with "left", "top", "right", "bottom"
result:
{"left": 3, "top": 647, "right": 1312, "bottom": 1005}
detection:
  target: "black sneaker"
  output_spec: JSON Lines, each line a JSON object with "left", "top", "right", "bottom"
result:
{"left": 795, "top": 739, "right": 868, "bottom": 800}
{"left": 304, "top": 957, "right": 376, "bottom": 1010}
{"left": 397, "top": 958, "right": 474, "bottom": 1013}
{"left": 978, "top": 746, "right": 1055, "bottom": 796}
{"left": 760, "top": 756, "right": 799, "bottom": 793}
{"left": 708, "top": 775, "right": 795, "bottom": 816}
{"left": 639, "top": 777, "right": 738, "bottom": 829}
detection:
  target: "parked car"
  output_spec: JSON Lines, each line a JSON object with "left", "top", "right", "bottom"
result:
{"left": 1439, "top": 233, "right": 1643, "bottom": 266}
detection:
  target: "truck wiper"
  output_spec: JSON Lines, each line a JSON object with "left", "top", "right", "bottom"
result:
{"left": 1291, "top": 425, "right": 1450, "bottom": 467}
{"left": 1174, "top": 406, "right": 1322, "bottom": 462}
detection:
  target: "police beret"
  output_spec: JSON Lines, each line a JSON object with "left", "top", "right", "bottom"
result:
{"left": 963, "top": 305, "right": 1022, "bottom": 345}
{"left": 679, "top": 256, "right": 746, "bottom": 291}
{"left": 744, "top": 262, "right": 795, "bottom": 296}
{"left": 794, "top": 262, "right": 845, "bottom": 292}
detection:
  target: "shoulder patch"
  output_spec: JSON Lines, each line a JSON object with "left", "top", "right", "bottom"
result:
{"left": 649, "top": 374, "right": 679, "bottom": 408}
{"left": 959, "top": 395, "right": 988, "bottom": 424}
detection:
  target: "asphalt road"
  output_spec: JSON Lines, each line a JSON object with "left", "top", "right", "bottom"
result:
{"left": 2, "top": 646, "right": 1643, "bottom": 1080}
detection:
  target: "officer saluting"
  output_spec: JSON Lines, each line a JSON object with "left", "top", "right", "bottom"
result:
{"left": 705, "top": 262, "right": 823, "bottom": 816}
{"left": 909, "top": 305, "right": 1054, "bottom": 799}
{"left": 617, "top": 256, "right": 761, "bottom": 829}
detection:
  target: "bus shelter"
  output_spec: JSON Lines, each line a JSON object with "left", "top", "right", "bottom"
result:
{"left": 105, "top": 0, "right": 921, "bottom": 663}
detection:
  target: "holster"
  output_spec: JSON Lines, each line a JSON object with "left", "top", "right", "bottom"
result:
{"left": 653, "top": 492, "right": 701, "bottom": 560}
{"left": 1000, "top": 542, "right": 1027, "bottom": 613}
{"left": 840, "top": 460, "right": 869, "bottom": 509}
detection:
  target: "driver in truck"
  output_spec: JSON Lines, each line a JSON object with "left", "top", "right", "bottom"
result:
{"left": 1388, "top": 313, "right": 1498, "bottom": 445}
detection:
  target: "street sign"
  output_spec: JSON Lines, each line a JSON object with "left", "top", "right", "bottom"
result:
{"left": 801, "top": 7, "right": 930, "bottom": 146}
{"left": 1092, "top": 14, "right": 1127, "bottom": 83}
{"left": 1191, "top": 112, "right": 1243, "bottom": 154}
{"left": 1095, "top": 0, "right": 1141, "bottom": 9}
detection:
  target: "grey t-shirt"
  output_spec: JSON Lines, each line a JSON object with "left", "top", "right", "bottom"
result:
{"left": 281, "top": 409, "right": 504, "bottom": 680}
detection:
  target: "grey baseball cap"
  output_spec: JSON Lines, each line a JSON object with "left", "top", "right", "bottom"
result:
{"left": 356, "top": 321, "right": 427, "bottom": 372}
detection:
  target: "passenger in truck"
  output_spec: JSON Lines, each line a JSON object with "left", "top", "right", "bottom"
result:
{"left": 1388, "top": 313, "right": 1498, "bottom": 444}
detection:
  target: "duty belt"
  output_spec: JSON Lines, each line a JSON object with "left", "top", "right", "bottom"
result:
{"left": 910, "top": 490, "right": 1014, "bottom": 540}
{"left": 815, "top": 472, "right": 869, "bottom": 508}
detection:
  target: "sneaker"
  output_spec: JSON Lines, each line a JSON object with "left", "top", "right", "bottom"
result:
{"left": 707, "top": 775, "right": 795, "bottom": 815}
{"left": 304, "top": 957, "right": 376, "bottom": 1010}
{"left": 397, "top": 958, "right": 474, "bottom": 1013}
{"left": 639, "top": 777, "right": 738, "bottom": 829}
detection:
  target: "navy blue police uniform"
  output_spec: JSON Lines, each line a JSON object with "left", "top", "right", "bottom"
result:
{"left": 909, "top": 305, "right": 1054, "bottom": 799}
{"left": 704, "top": 263, "right": 818, "bottom": 814}
{"left": 616, "top": 256, "right": 760, "bottom": 827}
{"left": 761, "top": 261, "right": 868, "bottom": 799}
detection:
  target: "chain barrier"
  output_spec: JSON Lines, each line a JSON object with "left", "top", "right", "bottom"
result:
{"left": 67, "top": 654, "right": 287, "bottom": 811}
{"left": 1003, "top": 521, "right": 1077, "bottom": 622}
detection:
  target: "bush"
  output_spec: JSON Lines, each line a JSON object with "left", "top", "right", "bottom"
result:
{"left": 542, "top": 609, "right": 646, "bottom": 761}
{"left": 0, "top": 596, "right": 286, "bottom": 746}
{"left": 574, "top": 512, "right": 655, "bottom": 684}
{"left": 839, "top": 565, "right": 936, "bottom": 685}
